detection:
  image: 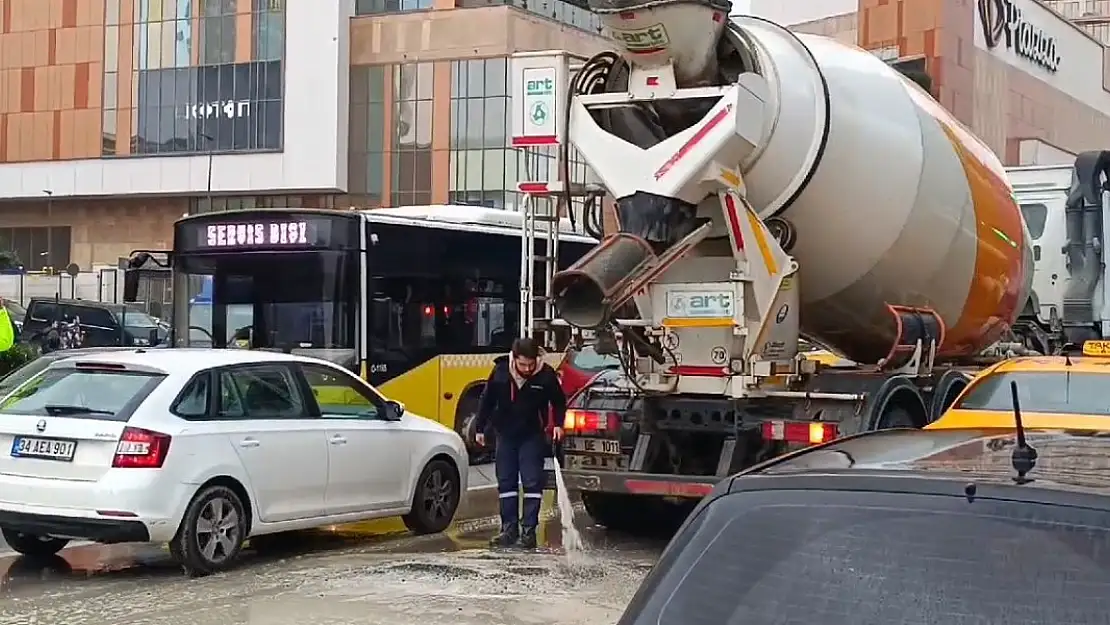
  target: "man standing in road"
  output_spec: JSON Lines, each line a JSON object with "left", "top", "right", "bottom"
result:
{"left": 475, "top": 337, "right": 566, "bottom": 548}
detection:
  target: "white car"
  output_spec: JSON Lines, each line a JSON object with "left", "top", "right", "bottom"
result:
{"left": 0, "top": 349, "right": 468, "bottom": 575}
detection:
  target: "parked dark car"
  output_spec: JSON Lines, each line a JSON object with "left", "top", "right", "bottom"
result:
{"left": 21, "top": 299, "right": 168, "bottom": 349}
{"left": 618, "top": 427, "right": 1110, "bottom": 625}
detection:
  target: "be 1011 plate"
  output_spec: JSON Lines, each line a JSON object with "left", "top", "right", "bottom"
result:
{"left": 563, "top": 437, "right": 620, "bottom": 455}
{"left": 11, "top": 437, "right": 77, "bottom": 461}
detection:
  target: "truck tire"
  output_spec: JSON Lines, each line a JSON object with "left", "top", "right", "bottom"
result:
{"left": 877, "top": 405, "right": 916, "bottom": 429}
{"left": 582, "top": 492, "right": 640, "bottom": 532}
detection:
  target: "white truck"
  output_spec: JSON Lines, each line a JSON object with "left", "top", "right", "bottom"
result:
{"left": 510, "top": 1, "right": 1055, "bottom": 528}
{"left": 1008, "top": 156, "right": 1110, "bottom": 355}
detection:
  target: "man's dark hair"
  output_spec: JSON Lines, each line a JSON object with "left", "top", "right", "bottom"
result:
{"left": 511, "top": 337, "right": 540, "bottom": 359}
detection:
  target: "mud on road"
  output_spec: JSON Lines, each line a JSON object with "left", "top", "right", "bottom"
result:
{"left": 0, "top": 516, "right": 665, "bottom": 625}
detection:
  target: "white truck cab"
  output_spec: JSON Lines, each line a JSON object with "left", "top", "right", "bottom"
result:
{"left": 1009, "top": 152, "right": 1110, "bottom": 351}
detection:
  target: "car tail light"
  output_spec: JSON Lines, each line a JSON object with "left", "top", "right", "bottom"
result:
{"left": 761, "top": 420, "right": 838, "bottom": 445}
{"left": 112, "top": 427, "right": 171, "bottom": 468}
{"left": 563, "top": 409, "right": 619, "bottom": 434}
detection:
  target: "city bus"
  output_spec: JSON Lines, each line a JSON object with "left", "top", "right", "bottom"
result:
{"left": 122, "top": 205, "right": 597, "bottom": 435}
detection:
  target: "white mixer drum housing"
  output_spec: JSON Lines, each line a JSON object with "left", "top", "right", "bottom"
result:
{"left": 730, "top": 16, "right": 1032, "bottom": 363}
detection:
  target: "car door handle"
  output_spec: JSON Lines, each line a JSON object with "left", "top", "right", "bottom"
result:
{"left": 238, "top": 438, "right": 261, "bottom": 448}
{"left": 329, "top": 435, "right": 347, "bottom": 445}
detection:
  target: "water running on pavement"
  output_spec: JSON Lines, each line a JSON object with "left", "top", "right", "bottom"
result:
{"left": 552, "top": 456, "right": 586, "bottom": 561}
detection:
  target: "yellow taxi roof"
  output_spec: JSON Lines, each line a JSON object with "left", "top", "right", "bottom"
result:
{"left": 982, "top": 355, "right": 1110, "bottom": 374}
{"left": 926, "top": 410, "right": 1110, "bottom": 431}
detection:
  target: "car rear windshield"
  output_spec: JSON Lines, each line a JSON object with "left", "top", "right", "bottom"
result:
{"left": 625, "top": 487, "right": 1110, "bottom": 625}
{"left": 954, "top": 371, "right": 1110, "bottom": 415}
{"left": 0, "top": 367, "right": 165, "bottom": 421}
{"left": 569, "top": 347, "right": 621, "bottom": 372}
{"left": 0, "top": 357, "right": 56, "bottom": 398}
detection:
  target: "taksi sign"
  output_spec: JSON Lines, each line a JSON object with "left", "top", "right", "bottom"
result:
{"left": 978, "top": 0, "right": 1060, "bottom": 73}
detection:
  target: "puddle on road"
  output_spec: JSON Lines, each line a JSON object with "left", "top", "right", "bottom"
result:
{"left": 0, "top": 500, "right": 661, "bottom": 596}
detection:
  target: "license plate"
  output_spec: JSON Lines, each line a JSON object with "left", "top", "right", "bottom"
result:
{"left": 564, "top": 437, "right": 621, "bottom": 455}
{"left": 11, "top": 437, "right": 77, "bottom": 461}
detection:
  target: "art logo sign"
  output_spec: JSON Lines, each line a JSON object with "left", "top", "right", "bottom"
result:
{"left": 978, "top": 0, "right": 1060, "bottom": 73}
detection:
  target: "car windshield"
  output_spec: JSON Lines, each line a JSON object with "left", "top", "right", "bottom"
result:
{"left": 113, "top": 308, "right": 160, "bottom": 328}
{"left": 626, "top": 487, "right": 1110, "bottom": 625}
{"left": 954, "top": 371, "right": 1110, "bottom": 415}
{"left": 569, "top": 346, "right": 621, "bottom": 372}
{"left": 0, "top": 367, "right": 165, "bottom": 421}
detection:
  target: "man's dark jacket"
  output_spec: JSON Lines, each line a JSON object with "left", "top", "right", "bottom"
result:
{"left": 474, "top": 355, "right": 566, "bottom": 441}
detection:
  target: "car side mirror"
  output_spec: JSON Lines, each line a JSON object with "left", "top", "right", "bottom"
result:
{"left": 385, "top": 400, "right": 405, "bottom": 421}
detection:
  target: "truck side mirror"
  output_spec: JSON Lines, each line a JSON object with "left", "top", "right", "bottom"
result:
{"left": 123, "top": 270, "right": 140, "bottom": 303}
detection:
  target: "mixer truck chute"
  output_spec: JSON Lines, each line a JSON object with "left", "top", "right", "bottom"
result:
{"left": 513, "top": 1, "right": 1036, "bottom": 525}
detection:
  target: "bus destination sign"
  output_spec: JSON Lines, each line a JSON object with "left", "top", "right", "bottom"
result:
{"left": 202, "top": 220, "right": 311, "bottom": 248}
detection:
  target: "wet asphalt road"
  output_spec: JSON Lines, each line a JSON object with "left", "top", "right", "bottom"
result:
{"left": 0, "top": 509, "right": 667, "bottom": 625}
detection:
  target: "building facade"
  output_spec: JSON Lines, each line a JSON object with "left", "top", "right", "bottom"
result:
{"left": 1045, "top": 0, "right": 1110, "bottom": 45}
{"left": 0, "top": 0, "right": 607, "bottom": 269}
{"left": 751, "top": 0, "right": 1110, "bottom": 168}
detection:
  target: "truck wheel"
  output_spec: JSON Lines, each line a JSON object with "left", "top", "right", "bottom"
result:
{"left": 582, "top": 492, "right": 646, "bottom": 533}
{"left": 877, "top": 405, "right": 916, "bottom": 429}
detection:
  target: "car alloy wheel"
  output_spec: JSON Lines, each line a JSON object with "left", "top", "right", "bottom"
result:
{"left": 423, "top": 467, "right": 454, "bottom": 521}
{"left": 171, "top": 484, "right": 247, "bottom": 577}
{"left": 196, "top": 496, "right": 242, "bottom": 564}
{"left": 403, "top": 459, "right": 461, "bottom": 535}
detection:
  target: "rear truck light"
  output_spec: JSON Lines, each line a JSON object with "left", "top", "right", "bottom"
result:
{"left": 761, "top": 420, "right": 838, "bottom": 445}
{"left": 112, "top": 427, "right": 172, "bottom": 469}
{"left": 624, "top": 479, "right": 715, "bottom": 498}
{"left": 563, "top": 409, "right": 620, "bottom": 435}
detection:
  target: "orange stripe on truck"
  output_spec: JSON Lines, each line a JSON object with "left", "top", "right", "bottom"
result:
{"left": 900, "top": 82, "right": 1027, "bottom": 357}
{"left": 936, "top": 123, "right": 1026, "bottom": 356}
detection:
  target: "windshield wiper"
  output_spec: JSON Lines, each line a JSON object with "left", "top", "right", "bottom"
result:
{"left": 43, "top": 404, "right": 115, "bottom": 416}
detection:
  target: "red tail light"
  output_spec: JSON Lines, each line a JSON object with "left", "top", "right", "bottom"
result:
{"left": 563, "top": 409, "right": 620, "bottom": 434}
{"left": 761, "top": 420, "right": 838, "bottom": 445}
{"left": 112, "top": 427, "right": 171, "bottom": 468}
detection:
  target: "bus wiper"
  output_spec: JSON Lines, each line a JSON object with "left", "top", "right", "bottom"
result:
{"left": 43, "top": 404, "right": 115, "bottom": 416}
{"left": 1009, "top": 380, "right": 1038, "bottom": 485}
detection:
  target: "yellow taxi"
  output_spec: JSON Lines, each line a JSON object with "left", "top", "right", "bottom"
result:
{"left": 928, "top": 340, "right": 1110, "bottom": 431}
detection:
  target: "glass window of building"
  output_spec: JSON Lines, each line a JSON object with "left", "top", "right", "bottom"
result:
{"left": 448, "top": 57, "right": 592, "bottom": 213}
{"left": 355, "top": 0, "right": 433, "bottom": 15}
{"left": 120, "top": 0, "right": 286, "bottom": 157}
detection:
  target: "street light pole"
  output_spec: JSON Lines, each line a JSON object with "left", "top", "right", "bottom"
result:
{"left": 200, "top": 131, "right": 215, "bottom": 212}
{"left": 42, "top": 189, "right": 53, "bottom": 270}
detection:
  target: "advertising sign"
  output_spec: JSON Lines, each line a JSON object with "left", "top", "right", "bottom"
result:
{"left": 978, "top": 0, "right": 1060, "bottom": 73}
{"left": 510, "top": 53, "right": 570, "bottom": 147}
{"left": 135, "top": 60, "right": 284, "bottom": 154}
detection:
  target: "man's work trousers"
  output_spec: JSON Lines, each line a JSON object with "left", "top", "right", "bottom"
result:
{"left": 495, "top": 433, "right": 546, "bottom": 529}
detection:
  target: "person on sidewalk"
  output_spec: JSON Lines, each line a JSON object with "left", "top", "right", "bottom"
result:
{"left": 474, "top": 337, "right": 566, "bottom": 548}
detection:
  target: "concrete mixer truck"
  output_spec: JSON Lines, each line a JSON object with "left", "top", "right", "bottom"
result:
{"left": 510, "top": 2, "right": 1041, "bottom": 528}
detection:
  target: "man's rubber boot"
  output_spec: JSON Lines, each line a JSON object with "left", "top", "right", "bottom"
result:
{"left": 518, "top": 526, "right": 538, "bottom": 549}
{"left": 490, "top": 524, "right": 519, "bottom": 548}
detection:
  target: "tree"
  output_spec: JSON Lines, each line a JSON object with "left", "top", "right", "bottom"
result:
{"left": 0, "top": 251, "right": 22, "bottom": 272}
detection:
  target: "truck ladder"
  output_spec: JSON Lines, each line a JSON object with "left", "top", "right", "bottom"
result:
{"left": 517, "top": 181, "right": 604, "bottom": 350}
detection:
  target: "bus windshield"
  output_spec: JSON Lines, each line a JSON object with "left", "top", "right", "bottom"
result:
{"left": 172, "top": 250, "right": 358, "bottom": 364}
